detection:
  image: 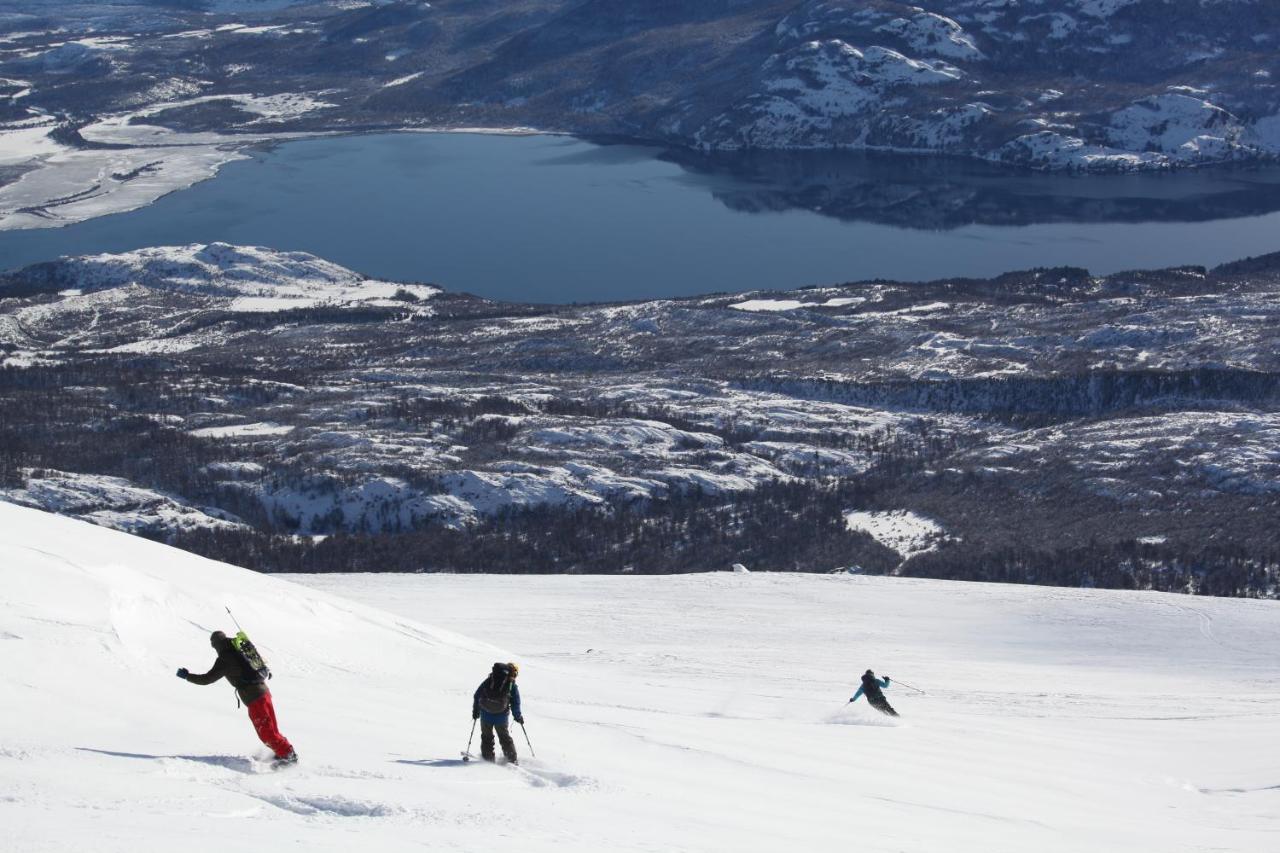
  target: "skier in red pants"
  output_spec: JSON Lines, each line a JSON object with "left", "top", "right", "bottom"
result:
{"left": 178, "top": 631, "right": 297, "bottom": 765}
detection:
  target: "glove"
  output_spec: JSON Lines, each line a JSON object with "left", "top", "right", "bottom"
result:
{"left": 884, "top": 676, "right": 891, "bottom": 683}
{"left": 472, "top": 711, "right": 479, "bottom": 720}
{"left": 514, "top": 715, "right": 524, "bottom": 725}
{"left": 176, "top": 668, "right": 189, "bottom": 679}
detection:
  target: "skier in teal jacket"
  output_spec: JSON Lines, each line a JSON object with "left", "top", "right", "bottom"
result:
{"left": 850, "top": 669, "right": 898, "bottom": 716}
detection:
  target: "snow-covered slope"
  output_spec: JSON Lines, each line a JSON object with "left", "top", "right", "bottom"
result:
{"left": 4, "top": 501, "right": 1280, "bottom": 851}
{"left": 16, "top": 243, "right": 438, "bottom": 312}
{"left": 0, "top": 501, "right": 508, "bottom": 851}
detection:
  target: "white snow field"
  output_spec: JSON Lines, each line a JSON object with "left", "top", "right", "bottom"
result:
{"left": 4, "top": 502, "right": 1280, "bottom": 852}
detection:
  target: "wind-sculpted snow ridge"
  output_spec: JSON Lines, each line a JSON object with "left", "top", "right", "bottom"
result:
{"left": 6, "top": 501, "right": 1280, "bottom": 852}
{"left": 2, "top": 244, "right": 1280, "bottom": 592}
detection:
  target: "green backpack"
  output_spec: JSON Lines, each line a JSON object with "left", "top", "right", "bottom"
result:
{"left": 230, "top": 631, "right": 272, "bottom": 682}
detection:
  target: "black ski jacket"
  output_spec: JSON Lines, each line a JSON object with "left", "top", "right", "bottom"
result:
{"left": 184, "top": 638, "right": 269, "bottom": 705}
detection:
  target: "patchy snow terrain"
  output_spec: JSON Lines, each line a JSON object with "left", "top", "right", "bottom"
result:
{"left": 3, "top": 502, "right": 1278, "bottom": 852}
{"left": 2, "top": 243, "right": 1279, "bottom": 590}
{"left": 9, "top": 243, "right": 438, "bottom": 312}
{"left": 844, "top": 509, "right": 948, "bottom": 560}
{"left": 0, "top": 468, "right": 245, "bottom": 534}
{"left": 687, "top": 0, "right": 1280, "bottom": 168}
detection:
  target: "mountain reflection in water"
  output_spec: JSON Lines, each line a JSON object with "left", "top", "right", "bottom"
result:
{"left": 661, "top": 147, "right": 1280, "bottom": 230}
{"left": 4, "top": 133, "right": 1280, "bottom": 303}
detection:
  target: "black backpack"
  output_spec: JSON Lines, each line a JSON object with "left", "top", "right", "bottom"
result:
{"left": 478, "top": 663, "right": 513, "bottom": 714}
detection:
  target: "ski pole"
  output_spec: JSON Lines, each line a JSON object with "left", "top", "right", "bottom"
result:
{"left": 519, "top": 722, "right": 536, "bottom": 758}
{"left": 891, "top": 678, "right": 926, "bottom": 695}
{"left": 225, "top": 605, "right": 244, "bottom": 633}
{"left": 463, "top": 719, "right": 477, "bottom": 761}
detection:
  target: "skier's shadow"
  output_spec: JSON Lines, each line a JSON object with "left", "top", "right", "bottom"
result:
{"left": 393, "top": 758, "right": 470, "bottom": 768}
{"left": 77, "top": 747, "right": 259, "bottom": 773}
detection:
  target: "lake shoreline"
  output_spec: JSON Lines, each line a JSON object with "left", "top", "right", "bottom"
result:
{"left": 0, "top": 122, "right": 565, "bottom": 235}
{"left": 3, "top": 131, "right": 1280, "bottom": 303}
{"left": 7, "top": 120, "right": 1280, "bottom": 237}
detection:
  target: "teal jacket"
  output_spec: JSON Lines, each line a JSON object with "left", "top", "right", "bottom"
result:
{"left": 850, "top": 677, "right": 890, "bottom": 703}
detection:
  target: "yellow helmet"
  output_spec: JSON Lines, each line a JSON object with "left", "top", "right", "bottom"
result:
{"left": 507, "top": 662, "right": 520, "bottom": 677}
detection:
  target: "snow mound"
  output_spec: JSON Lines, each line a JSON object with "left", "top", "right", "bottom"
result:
{"left": 26, "top": 243, "right": 439, "bottom": 312}
{"left": 1001, "top": 92, "right": 1272, "bottom": 170}
{"left": 997, "top": 130, "right": 1161, "bottom": 170}
{"left": 1108, "top": 94, "right": 1254, "bottom": 163}
{"left": 875, "top": 12, "right": 984, "bottom": 61}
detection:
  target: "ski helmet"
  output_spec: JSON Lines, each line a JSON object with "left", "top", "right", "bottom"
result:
{"left": 507, "top": 662, "right": 520, "bottom": 678}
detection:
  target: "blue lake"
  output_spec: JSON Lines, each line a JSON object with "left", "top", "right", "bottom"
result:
{"left": 3, "top": 132, "right": 1280, "bottom": 303}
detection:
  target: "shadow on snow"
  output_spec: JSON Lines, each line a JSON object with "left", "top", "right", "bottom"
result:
{"left": 76, "top": 747, "right": 261, "bottom": 773}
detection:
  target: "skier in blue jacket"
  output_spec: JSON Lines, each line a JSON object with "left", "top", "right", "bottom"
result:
{"left": 850, "top": 669, "right": 898, "bottom": 716}
{"left": 472, "top": 662, "right": 523, "bottom": 764}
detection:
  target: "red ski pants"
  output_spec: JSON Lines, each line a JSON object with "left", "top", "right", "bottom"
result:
{"left": 246, "top": 693, "right": 293, "bottom": 759}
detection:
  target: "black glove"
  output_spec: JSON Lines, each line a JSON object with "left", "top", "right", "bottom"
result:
{"left": 514, "top": 715, "right": 524, "bottom": 725}
{"left": 884, "top": 676, "right": 891, "bottom": 683}
{"left": 472, "top": 711, "right": 479, "bottom": 720}
{"left": 176, "top": 667, "right": 189, "bottom": 679}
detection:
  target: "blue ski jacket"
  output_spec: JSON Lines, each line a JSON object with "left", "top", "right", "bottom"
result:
{"left": 850, "top": 677, "right": 890, "bottom": 703}
{"left": 473, "top": 680, "right": 522, "bottom": 725}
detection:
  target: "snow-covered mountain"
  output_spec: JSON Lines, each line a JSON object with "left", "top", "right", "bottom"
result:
{"left": 679, "top": 0, "right": 1280, "bottom": 169}
{"left": 2, "top": 243, "right": 1278, "bottom": 593}
{"left": 4, "top": 500, "right": 1279, "bottom": 852}
{"left": 0, "top": 0, "right": 1277, "bottom": 223}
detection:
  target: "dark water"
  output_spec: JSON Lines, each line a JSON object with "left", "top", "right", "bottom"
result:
{"left": 4, "top": 132, "right": 1280, "bottom": 303}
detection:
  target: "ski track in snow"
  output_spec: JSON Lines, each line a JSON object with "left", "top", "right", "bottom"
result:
{"left": 3, "top": 502, "right": 1280, "bottom": 852}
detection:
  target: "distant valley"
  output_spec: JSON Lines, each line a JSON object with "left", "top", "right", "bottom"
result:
{"left": 2, "top": 242, "right": 1277, "bottom": 595}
